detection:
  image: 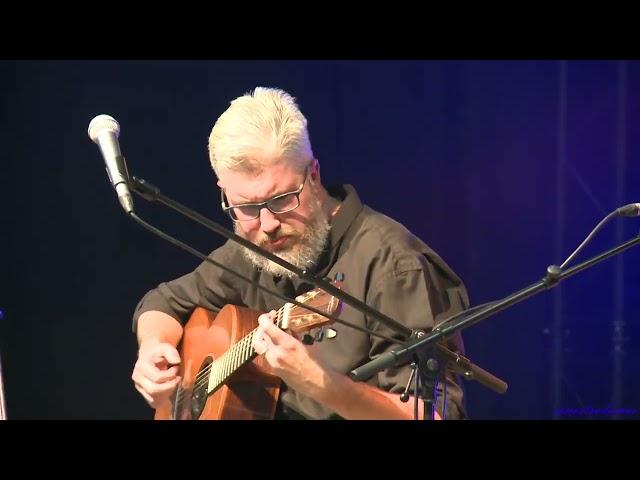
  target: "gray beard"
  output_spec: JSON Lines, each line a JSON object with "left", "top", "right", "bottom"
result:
{"left": 236, "top": 204, "right": 331, "bottom": 278}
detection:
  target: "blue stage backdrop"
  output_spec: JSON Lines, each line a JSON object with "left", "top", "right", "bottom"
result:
{"left": 1, "top": 60, "right": 638, "bottom": 419}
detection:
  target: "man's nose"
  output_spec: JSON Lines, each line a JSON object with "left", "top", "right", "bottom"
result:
{"left": 259, "top": 207, "right": 281, "bottom": 234}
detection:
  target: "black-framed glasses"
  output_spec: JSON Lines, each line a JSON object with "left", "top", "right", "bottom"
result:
{"left": 221, "top": 168, "right": 308, "bottom": 222}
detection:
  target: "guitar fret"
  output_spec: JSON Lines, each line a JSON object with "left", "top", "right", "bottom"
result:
{"left": 233, "top": 343, "right": 242, "bottom": 369}
{"left": 210, "top": 365, "right": 216, "bottom": 391}
{"left": 231, "top": 344, "right": 238, "bottom": 371}
{"left": 242, "top": 336, "right": 250, "bottom": 361}
{"left": 222, "top": 352, "right": 229, "bottom": 380}
{"left": 236, "top": 342, "right": 242, "bottom": 366}
{"left": 238, "top": 338, "right": 244, "bottom": 363}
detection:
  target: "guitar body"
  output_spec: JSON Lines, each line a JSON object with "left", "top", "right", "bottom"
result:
{"left": 153, "top": 282, "right": 342, "bottom": 420}
{"left": 155, "top": 304, "right": 282, "bottom": 420}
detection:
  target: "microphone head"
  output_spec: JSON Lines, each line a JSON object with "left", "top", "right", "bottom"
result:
{"left": 88, "top": 114, "right": 120, "bottom": 143}
{"left": 617, "top": 203, "right": 640, "bottom": 217}
{"left": 628, "top": 203, "right": 640, "bottom": 217}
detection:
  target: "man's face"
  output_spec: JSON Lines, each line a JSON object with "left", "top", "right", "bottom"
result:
{"left": 218, "top": 160, "right": 330, "bottom": 276}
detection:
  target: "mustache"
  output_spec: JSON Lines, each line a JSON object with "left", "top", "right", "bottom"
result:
{"left": 256, "top": 227, "right": 299, "bottom": 246}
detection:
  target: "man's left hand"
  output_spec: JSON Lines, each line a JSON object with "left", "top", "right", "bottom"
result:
{"left": 252, "top": 311, "right": 329, "bottom": 398}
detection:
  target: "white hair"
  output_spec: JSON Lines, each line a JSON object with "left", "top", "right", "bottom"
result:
{"left": 208, "top": 87, "right": 314, "bottom": 177}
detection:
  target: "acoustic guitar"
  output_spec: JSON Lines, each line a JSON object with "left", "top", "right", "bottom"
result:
{"left": 155, "top": 284, "right": 342, "bottom": 420}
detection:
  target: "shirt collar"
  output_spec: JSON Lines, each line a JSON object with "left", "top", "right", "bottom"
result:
{"left": 314, "top": 184, "right": 363, "bottom": 278}
{"left": 270, "top": 184, "right": 364, "bottom": 285}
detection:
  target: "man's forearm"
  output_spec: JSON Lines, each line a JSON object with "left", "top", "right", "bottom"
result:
{"left": 316, "top": 370, "right": 440, "bottom": 420}
{"left": 136, "top": 311, "right": 184, "bottom": 347}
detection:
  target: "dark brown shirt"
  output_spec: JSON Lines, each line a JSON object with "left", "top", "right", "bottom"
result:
{"left": 133, "top": 185, "right": 469, "bottom": 419}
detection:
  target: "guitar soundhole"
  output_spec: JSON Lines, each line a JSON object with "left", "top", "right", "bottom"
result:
{"left": 190, "top": 356, "right": 213, "bottom": 420}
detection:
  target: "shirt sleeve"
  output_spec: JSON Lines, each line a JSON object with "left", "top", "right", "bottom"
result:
{"left": 131, "top": 241, "right": 246, "bottom": 334}
{"left": 365, "top": 254, "right": 469, "bottom": 419}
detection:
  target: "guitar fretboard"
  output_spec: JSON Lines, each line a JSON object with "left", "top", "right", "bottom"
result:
{"left": 205, "top": 287, "right": 328, "bottom": 395}
{"left": 205, "top": 306, "right": 285, "bottom": 395}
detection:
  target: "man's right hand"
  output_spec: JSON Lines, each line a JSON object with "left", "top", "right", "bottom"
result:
{"left": 132, "top": 340, "right": 182, "bottom": 409}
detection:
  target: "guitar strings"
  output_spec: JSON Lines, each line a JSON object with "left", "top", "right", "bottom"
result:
{"left": 176, "top": 303, "right": 300, "bottom": 407}
{"left": 173, "top": 295, "right": 340, "bottom": 415}
{"left": 173, "top": 301, "right": 334, "bottom": 414}
{"left": 174, "top": 303, "right": 288, "bottom": 412}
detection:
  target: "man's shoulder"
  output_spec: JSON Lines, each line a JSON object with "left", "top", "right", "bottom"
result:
{"left": 203, "top": 239, "right": 253, "bottom": 273}
{"left": 349, "top": 206, "right": 430, "bottom": 271}
{"left": 214, "top": 238, "right": 243, "bottom": 256}
{"left": 357, "top": 206, "right": 423, "bottom": 247}
{"left": 350, "top": 205, "right": 467, "bottom": 300}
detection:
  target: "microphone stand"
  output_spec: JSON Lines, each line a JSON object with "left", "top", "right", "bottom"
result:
{"left": 126, "top": 175, "right": 506, "bottom": 419}
{"left": 351, "top": 233, "right": 640, "bottom": 389}
{"left": 0, "top": 310, "right": 7, "bottom": 420}
{"left": 0, "top": 354, "right": 6, "bottom": 420}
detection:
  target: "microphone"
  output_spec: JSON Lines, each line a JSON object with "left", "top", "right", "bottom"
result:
{"left": 616, "top": 203, "right": 640, "bottom": 217}
{"left": 88, "top": 114, "right": 134, "bottom": 214}
{"left": 557, "top": 201, "right": 640, "bottom": 271}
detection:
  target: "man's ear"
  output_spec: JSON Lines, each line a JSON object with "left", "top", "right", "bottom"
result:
{"left": 309, "top": 158, "right": 320, "bottom": 184}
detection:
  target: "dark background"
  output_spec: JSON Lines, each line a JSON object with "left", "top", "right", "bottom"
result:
{"left": 1, "top": 60, "right": 638, "bottom": 420}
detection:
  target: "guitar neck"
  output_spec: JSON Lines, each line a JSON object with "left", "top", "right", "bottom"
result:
{"left": 205, "top": 306, "right": 287, "bottom": 395}
{"left": 204, "top": 285, "right": 339, "bottom": 395}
